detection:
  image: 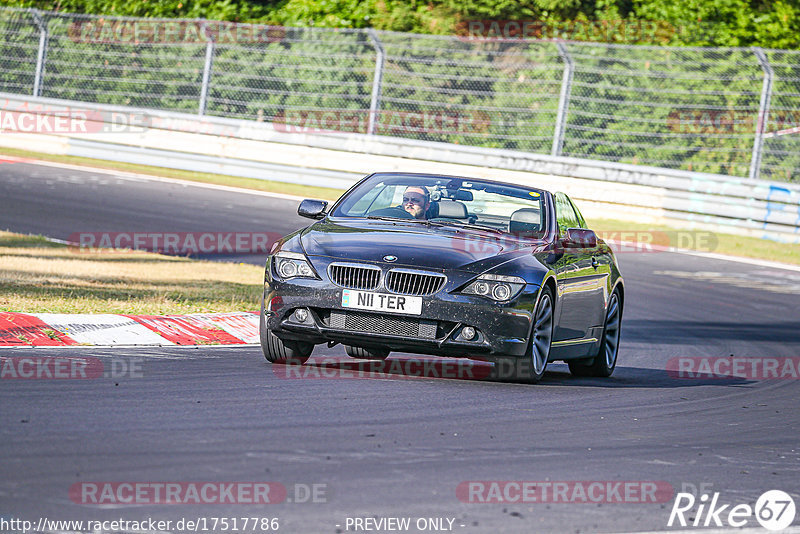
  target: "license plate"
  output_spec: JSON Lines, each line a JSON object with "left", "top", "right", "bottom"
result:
{"left": 341, "top": 289, "right": 422, "bottom": 315}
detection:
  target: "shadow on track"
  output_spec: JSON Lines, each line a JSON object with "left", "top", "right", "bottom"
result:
{"left": 536, "top": 365, "right": 756, "bottom": 389}
{"left": 269, "top": 357, "right": 757, "bottom": 389}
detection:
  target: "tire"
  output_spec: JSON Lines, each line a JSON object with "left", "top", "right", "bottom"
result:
{"left": 568, "top": 287, "right": 622, "bottom": 378}
{"left": 259, "top": 303, "right": 312, "bottom": 365}
{"left": 344, "top": 344, "right": 390, "bottom": 360}
{"left": 494, "top": 286, "right": 554, "bottom": 384}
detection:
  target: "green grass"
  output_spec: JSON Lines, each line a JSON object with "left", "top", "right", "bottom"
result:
{"left": 0, "top": 231, "right": 264, "bottom": 314}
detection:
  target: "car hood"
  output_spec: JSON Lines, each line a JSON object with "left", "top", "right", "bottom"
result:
{"left": 300, "top": 218, "right": 543, "bottom": 273}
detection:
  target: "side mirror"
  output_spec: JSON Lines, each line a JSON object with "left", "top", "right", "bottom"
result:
{"left": 562, "top": 228, "right": 597, "bottom": 249}
{"left": 298, "top": 199, "right": 328, "bottom": 220}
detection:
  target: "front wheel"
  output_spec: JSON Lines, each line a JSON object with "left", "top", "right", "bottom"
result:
{"left": 568, "top": 287, "right": 622, "bottom": 378}
{"left": 259, "top": 304, "right": 312, "bottom": 365}
{"left": 495, "top": 286, "right": 554, "bottom": 384}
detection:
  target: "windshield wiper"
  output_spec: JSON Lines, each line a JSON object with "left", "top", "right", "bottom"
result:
{"left": 365, "top": 215, "right": 412, "bottom": 222}
{"left": 365, "top": 216, "right": 503, "bottom": 234}
{"left": 431, "top": 220, "right": 504, "bottom": 234}
{"left": 366, "top": 215, "right": 441, "bottom": 226}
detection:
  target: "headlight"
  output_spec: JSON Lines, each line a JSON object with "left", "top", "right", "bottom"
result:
{"left": 461, "top": 274, "right": 525, "bottom": 302}
{"left": 273, "top": 251, "right": 317, "bottom": 280}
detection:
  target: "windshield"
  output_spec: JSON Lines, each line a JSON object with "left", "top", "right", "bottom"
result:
{"left": 331, "top": 174, "right": 546, "bottom": 238}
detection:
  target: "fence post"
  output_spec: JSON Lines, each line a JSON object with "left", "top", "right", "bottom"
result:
{"left": 366, "top": 29, "right": 385, "bottom": 135}
{"left": 551, "top": 41, "right": 574, "bottom": 157}
{"left": 30, "top": 9, "right": 49, "bottom": 97}
{"left": 749, "top": 47, "right": 773, "bottom": 181}
{"left": 198, "top": 21, "right": 215, "bottom": 116}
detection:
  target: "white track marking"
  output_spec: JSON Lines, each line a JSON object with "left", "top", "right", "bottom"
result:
{"left": 9, "top": 156, "right": 311, "bottom": 201}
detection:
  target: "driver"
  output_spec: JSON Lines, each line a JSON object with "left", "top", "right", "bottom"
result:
{"left": 402, "top": 186, "right": 430, "bottom": 219}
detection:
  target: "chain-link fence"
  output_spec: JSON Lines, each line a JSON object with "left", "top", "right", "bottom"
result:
{"left": 0, "top": 7, "right": 798, "bottom": 182}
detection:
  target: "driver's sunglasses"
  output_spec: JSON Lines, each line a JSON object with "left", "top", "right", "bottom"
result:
{"left": 403, "top": 196, "right": 426, "bottom": 204}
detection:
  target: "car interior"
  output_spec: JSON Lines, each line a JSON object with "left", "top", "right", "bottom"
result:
{"left": 358, "top": 181, "right": 544, "bottom": 237}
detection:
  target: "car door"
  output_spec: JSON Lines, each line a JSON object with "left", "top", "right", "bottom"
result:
{"left": 551, "top": 193, "right": 607, "bottom": 343}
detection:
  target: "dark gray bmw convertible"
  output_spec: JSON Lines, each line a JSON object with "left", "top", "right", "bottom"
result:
{"left": 261, "top": 172, "right": 624, "bottom": 383}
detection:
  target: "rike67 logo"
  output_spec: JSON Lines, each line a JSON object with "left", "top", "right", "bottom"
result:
{"left": 668, "top": 489, "right": 796, "bottom": 531}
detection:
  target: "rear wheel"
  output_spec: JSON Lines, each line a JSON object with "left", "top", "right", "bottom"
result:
{"left": 344, "top": 345, "right": 390, "bottom": 360}
{"left": 568, "top": 288, "right": 622, "bottom": 377}
{"left": 259, "top": 304, "right": 312, "bottom": 365}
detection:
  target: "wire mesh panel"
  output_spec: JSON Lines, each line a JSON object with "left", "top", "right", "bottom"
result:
{"left": 375, "top": 31, "right": 564, "bottom": 150}
{"left": 761, "top": 49, "right": 800, "bottom": 182}
{"left": 208, "top": 27, "right": 375, "bottom": 125}
{"left": 0, "top": 6, "right": 797, "bottom": 182}
{"left": 0, "top": 9, "right": 39, "bottom": 95}
{"left": 39, "top": 13, "right": 208, "bottom": 111}
{"left": 563, "top": 43, "right": 763, "bottom": 177}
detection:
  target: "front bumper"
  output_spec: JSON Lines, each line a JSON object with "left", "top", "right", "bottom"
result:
{"left": 263, "top": 275, "right": 540, "bottom": 359}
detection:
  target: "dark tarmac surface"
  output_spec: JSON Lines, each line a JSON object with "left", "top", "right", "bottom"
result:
{"left": 1, "top": 161, "right": 799, "bottom": 533}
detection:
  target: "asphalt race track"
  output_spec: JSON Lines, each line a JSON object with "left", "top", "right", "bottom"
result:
{"left": 0, "top": 161, "right": 311, "bottom": 263}
{"left": 1, "top": 161, "right": 799, "bottom": 533}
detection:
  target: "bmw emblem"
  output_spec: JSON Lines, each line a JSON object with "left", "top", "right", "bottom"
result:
{"left": 383, "top": 255, "right": 398, "bottom": 262}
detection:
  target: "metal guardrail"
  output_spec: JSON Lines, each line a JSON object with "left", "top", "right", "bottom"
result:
{"left": 0, "top": 93, "right": 798, "bottom": 243}
{"left": 68, "top": 136, "right": 363, "bottom": 190}
{"left": 0, "top": 7, "right": 798, "bottom": 182}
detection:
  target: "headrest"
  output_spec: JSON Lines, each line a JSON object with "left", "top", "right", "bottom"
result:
{"left": 509, "top": 208, "right": 541, "bottom": 235}
{"left": 435, "top": 200, "right": 468, "bottom": 219}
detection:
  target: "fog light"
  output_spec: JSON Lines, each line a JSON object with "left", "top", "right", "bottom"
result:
{"left": 462, "top": 326, "right": 476, "bottom": 340}
{"left": 294, "top": 308, "right": 309, "bottom": 323}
